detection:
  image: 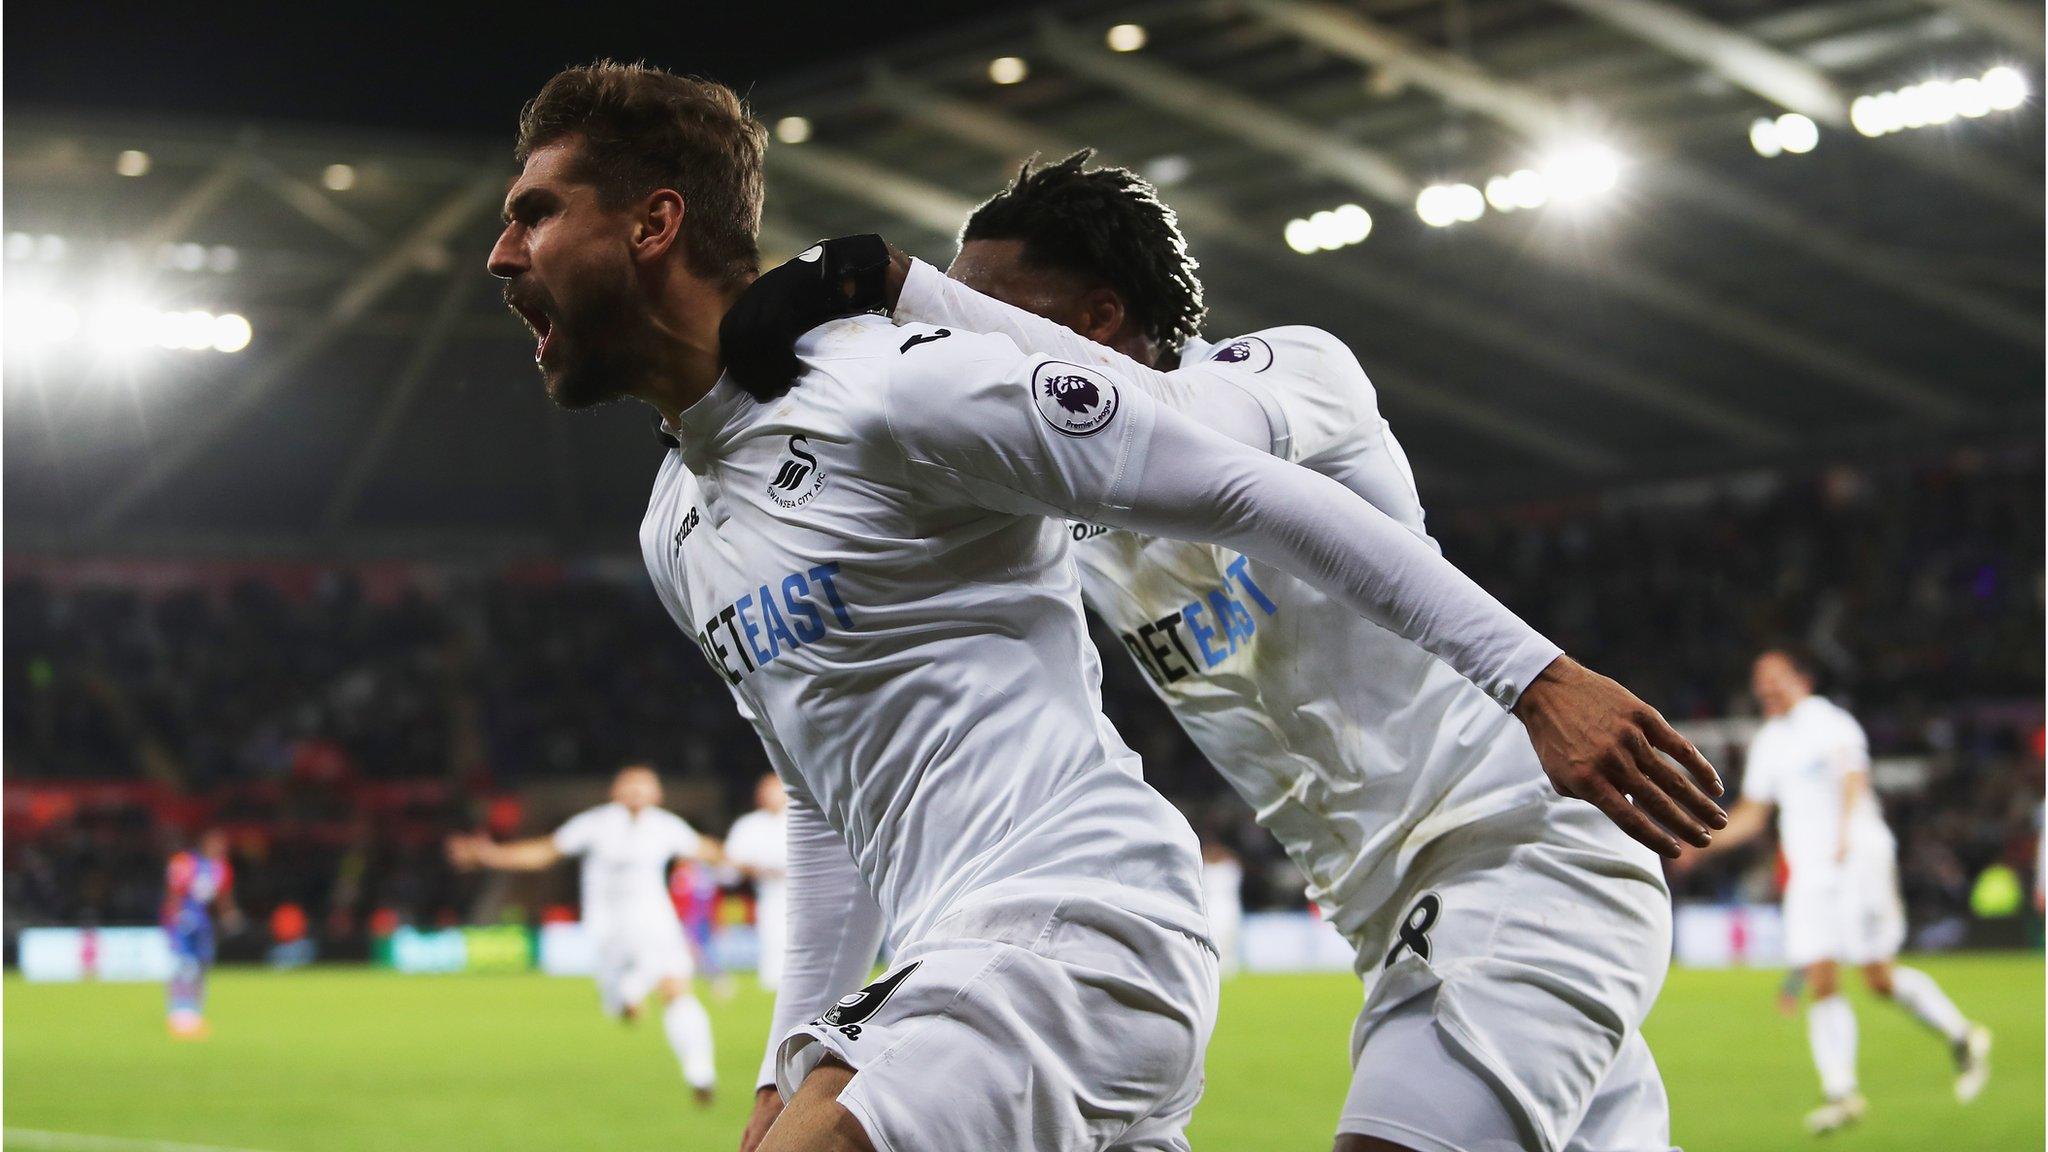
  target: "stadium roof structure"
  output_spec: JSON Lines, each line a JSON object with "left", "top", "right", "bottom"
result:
{"left": 6, "top": 0, "right": 2042, "bottom": 557}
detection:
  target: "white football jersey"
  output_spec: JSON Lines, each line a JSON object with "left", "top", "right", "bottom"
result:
{"left": 639, "top": 316, "right": 1209, "bottom": 950}
{"left": 894, "top": 263, "right": 1557, "bottom": 944}
{"left": 725, "top": 808, "right": 790, "bottom": 921}
{"left": 552, "top": 802, "right": 703, "bottom": 931}
{"left": 1075, "top": 331, "right": 1551, "bottom": 941}
{"left": 1741, "top": 695, "right": 1894, "bottom": 877}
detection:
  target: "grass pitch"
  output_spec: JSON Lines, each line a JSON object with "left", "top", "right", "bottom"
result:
{"left": 5, "top": 954, "right": 2039, "bottom": 1150}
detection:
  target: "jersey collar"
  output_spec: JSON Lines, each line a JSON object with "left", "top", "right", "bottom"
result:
{"left": 664, "top": 373, "right": 753, "bottom": 468}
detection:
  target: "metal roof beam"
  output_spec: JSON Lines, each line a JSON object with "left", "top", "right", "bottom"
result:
{"left": 1033, "top": 16, "right": 1416, "bottom": 205}
{"left": 1920, "top": 0, "right": 2045, "bottom": 54}
{"left": 1032, "top": 13, "right": 1961, "bottom": 419}
{"left": 766, "top": 145, "right": 980, "bottom": 237}
{"left": 88, "top": 173, "right": 505, "bottom": 533}
{"left": 1549, "top": 0, "right": 1852, "bottom": 124}
{"left": 320, "top": 269, "right": 479, "bottom": 532}
{"left": 134, "top": 156, "right": 243, "bottom": 252}
{"left": 853, "top": 74, "right": 1772, "bottom": 457}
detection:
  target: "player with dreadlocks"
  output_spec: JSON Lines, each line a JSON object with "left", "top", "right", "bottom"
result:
{"left": 723, "top": 150, "right": 1703, "bottom": 1152}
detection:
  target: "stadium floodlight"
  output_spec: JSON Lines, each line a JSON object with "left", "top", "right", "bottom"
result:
{"left": 322, "top": 163, "right": 357, "bottom": 192}
{"left": 1106, "top": 23, "right": 1146, "bottom": 52}
{"left": 1286, "top": 204, "right": 1372, "bottom": 253}
{"left": 1775, "top": 113, "right": 1819, "bottom": 154}
{"left": 1748, "top": 118, "right": 1783, "bottom": 158}
{"left": 1507, "top": 169, "right": 1547, "bottom": 210}
{"left": 1950, "top": 77, "right": 1991, "bottom": 119}
{"left": 211, "top": 313, "right": 253, "bottom": 353}
{"left": 1982, "top": 66, "right": 2026, "bottom": 111}
{"left": 37, "top": 235, "right": 67, "bottom": 263}
{"left": 1415, "top": 185, "right": 1458, "bottom": 228}
{"left": 115, "top": 150, "right": 151, "bottom": 178}
{"left": 1851, "top": 94, "right": 1893, "bottom": 137}
{"left": 6, "top": 233, "right": 35, "bottom": 261}
{"left": 988, "top": 56, "right": 1029, "bottom": 85}
{"left": 774, "top": 116, "right": 812, "bottom": 144}
{"left": 1540, "top": 143, "right": 1621, "bottom": 201}
{"left": 1331, "top": 203, "right": 1371, "bottom": 244}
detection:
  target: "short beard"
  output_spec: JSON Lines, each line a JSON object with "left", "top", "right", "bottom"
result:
{"left": 542, "top": 271, "right": 650, "bottom": 411}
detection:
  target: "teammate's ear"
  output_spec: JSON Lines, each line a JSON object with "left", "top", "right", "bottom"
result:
{"left": 1075, "top": 286, "right": 1125, "bottom": 345}
{"left": 633, "top": 190, "right": 686, "bottom": 264}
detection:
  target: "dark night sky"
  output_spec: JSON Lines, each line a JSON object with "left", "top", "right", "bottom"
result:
{"left": 7, "top": 1, "right": 1024, "bottom": 136}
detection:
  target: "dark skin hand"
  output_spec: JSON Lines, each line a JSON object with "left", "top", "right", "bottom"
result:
{"left": 1513, "top": 655, "right": 1726, "bottom": 857}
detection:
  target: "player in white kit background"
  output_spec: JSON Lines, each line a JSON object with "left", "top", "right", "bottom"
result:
{"left": 448, "top": 764, "right": 726, "bottom": 1103}
{"left": 489, "top": 64, "right": 1722, "bottom": 1152}
{"left": 722, "top": 153, "right": 1730, "bottom": 1152}
{"left": 1682, "top": 649, "right": 1990, "bottom": 1135}
{"left": 725, "top": 772, "right": 791, "bottom": 991}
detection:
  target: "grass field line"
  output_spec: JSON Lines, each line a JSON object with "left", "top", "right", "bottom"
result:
{"left": 5, "top": 1130, "right": 282, "bottom": 1152}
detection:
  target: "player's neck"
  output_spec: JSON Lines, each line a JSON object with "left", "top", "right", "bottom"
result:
{"left": 632, "top": 270, "right": 748, "bottom": 427}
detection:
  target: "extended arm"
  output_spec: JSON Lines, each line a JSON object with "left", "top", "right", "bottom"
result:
{"left": 885, "top": 346, "right": 1725, "bottom": 855}
{"left": 450, "top": 835, "right": 563, "bottom": 872}
{"left": 1685, "top": 797, "right": 1774, "bottom": 860}
{"left": 891, "top": 257, "right": 1276, "bottom": 453}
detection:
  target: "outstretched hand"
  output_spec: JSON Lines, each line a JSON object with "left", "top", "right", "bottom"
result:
{"left": 1512, "top": 655, "right": 1727, "bottom": 858}
{"left": 444, "top": 832, "right": 484, "bottom": 871}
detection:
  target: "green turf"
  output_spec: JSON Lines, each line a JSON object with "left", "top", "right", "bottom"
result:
{"left": 5, "top": 954, "right": 2039, "bottom": 1150}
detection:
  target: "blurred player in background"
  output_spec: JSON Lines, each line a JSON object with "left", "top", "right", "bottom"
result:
{"left": 1686, "top": 648, "right": 1991, "bottom": 1134}
{"left": 162, "top": 828, "right": 237, "bottom": 1039}
{"left": 723, "top": 153, "right": 1723, "bottom": 1152}
{"left": 448, "top": 764, "right": 727, "bottom": 1105}
{"left": 670, "top": 856, "right": 733, "bottom": 998}
{"left": 723, "top": 773, "right": 790, "bottom": 992}
{"left": 1199, "top": 839, "right": 1242, "bottom": 978}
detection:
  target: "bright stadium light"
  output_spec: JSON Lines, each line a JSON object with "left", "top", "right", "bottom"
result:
{"left": 1748, "top": 117, "right": 1782, "bottom": 158}
{"left": 1851, "top": 94, "right": 1894, "bottom": 137}
{"left": 115, "top": 150, "right": 151, "bottom": 177}
{"left": 6, "top": 233, "right": 35, "bottom": 261}
{"left": 1286, "top": 204, "right": 1371, "bottom": 254}
{"left": 1950, "top": 77, "right": 1991, "bottom": 118}
{"left": 37, "top": 235, "right": 67, "bottom": 263}
{"left": 1106, "top": 23, "right": 1146, "bottom": 52}
{"left": 1982, "top": 66, "right": 2026, "bottom": 111}
{"left": 1541, "top": 143, "right": 1620, "bottom": 201}
{"left": 774, "top": 116, "right": 812, "bottom": 144}
{"left": 1857, "top": 69, "right": 2024, "bottom": 137}
{"left": 1507, "top": 168, "right": 1547, "bottom": 209}
{"left": 988, "top": 56, "right": 1029, "bottom": 85}
{"left": 1775, "top": 113, "right": 1819, "bottom": 154}
{"left": 1332, "top": 203, "right": 1371, "bottom": 244}
{"left": 1416, "top": 185, "right": 1458, "bottom": 228}
{"left": 322, "top": 163, "right": 357, "bottom": 192}
{"left": 212, "top": 313, "right": 253, "bottom": 353}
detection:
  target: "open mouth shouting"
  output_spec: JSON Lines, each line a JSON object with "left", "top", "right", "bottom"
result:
{"left": 506, "top": 288, "right": 556, "bottom": 365}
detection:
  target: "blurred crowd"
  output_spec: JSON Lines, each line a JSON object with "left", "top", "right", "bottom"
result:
{"left": 5, "top": 447, "right": 2040, "bottom": 946}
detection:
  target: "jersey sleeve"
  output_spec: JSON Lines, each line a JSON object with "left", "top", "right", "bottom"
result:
{"left": 757, "top": 771, "right": 884, "bottom": 1091}
{"left": 1824, "top": 709, "right": 1872, "bottom": 779}
{"left": 882, "top": 344, "right": 1562, "bottom": 708}
{"left": 551, "top": 810, "right": 598, "bottom": 856}
{"left": 895, "top": 258, "right": 1275, "bottom": 452}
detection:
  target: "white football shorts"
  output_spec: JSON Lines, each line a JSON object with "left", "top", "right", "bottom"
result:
{"left": 1340, "top": 795, "right": 1677, "bottom": 1152}
{"left": 777, "top": 893, "right": 1217, "bottom": 1152}
{"left": 1782, "top": 852, "right": 1908, "bottom": 967}
{"left": 592, "top": 912, "right": 695, "bottom": 1016}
